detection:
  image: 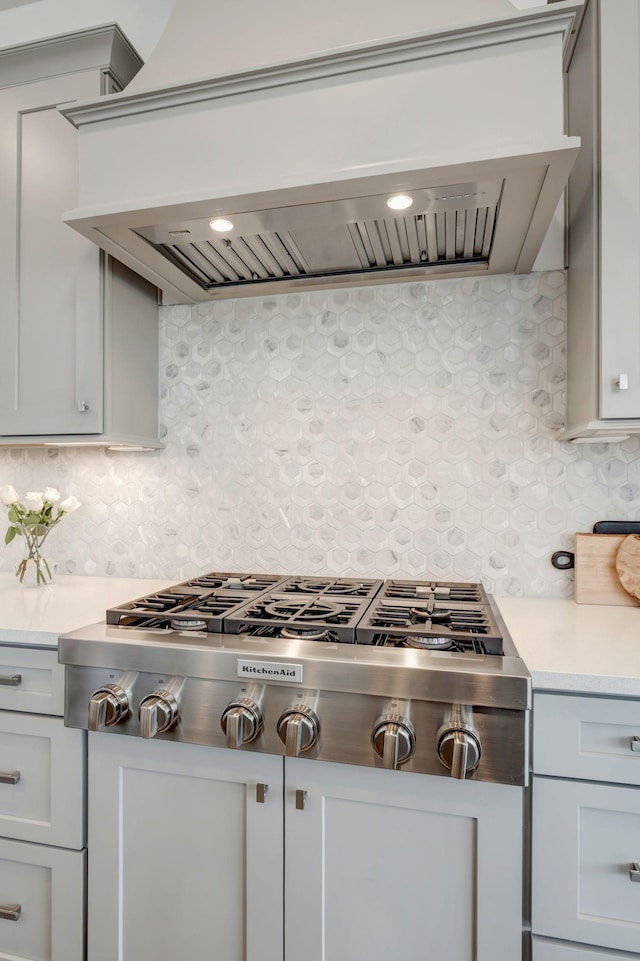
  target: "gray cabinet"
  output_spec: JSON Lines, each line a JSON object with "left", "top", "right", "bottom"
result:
{"left": 87, "top": 735, "right": 525, "bottom": 961}
{"left": 562, "top": 0, "right": 640, "bottom": 441}
{"left": 0, "top": 27, "right": 161, "bottom": 449}
{"left": 531, "top": 692, "right": 640, "bottom": 960}
{"left": 286, "top": 757, "right": 524, "bottom": 961}
{"left": 0, "top": 645, "right": 85, "bottom": 961}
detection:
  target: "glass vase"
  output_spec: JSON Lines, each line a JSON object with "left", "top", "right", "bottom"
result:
{"left": 16, "top": 549, "right": 53, "bottom": 587}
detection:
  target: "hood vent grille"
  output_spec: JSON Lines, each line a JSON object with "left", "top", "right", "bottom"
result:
{"left": 135, "top": 186, "right": 500, "bottom": 292}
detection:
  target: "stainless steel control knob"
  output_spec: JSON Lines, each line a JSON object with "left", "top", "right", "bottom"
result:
{"left": 437, "top": 707, "right": 482, "bottom": 779}
{"left": 138, "top": 690, "right": 180, "bottom": 739}
{"left": 277, "top": 705, "right": 320, "bottom": 756}
{"left": 221, "top": 697, "right": 263, "bottom": 748}
{"left": 88, "top": 684, "right": 130, "bottom": 731}
{"left": 371, "top": 713, "right": 416, "bottom": 770}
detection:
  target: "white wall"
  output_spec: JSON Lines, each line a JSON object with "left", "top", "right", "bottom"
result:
{"left": 0, "top": 0, "right": 174, "bottom": 59}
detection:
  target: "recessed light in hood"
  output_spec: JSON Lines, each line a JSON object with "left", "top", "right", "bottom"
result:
{"left": 387, "top": 194, "right": 414, "bottom": 211}
{"left": 60, "top": 2, "right": 583, "bottom": 303}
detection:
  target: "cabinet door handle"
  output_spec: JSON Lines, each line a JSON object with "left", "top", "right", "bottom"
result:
{"left": 0, "top": 904, "right": 21, "bottom": 921}
{"left": 295, "top": 789, "right": 307, "bottom": 811}
{"left": 616, "top": 373, "right": 629, "bottom": 390}
{"left": 631, "top": 736, "right": 640, "bottom": 753}
{"left": 0, "top": 772, "right": 20, "bottom": 785}
{"left": 0, "top": 675, "right": 21, "bottom": 687}
{"left": 630, "top": 863, "right": 640, "bottom": 882}
{"left": 256, "top": 783, "right": 268, "bottom": 804}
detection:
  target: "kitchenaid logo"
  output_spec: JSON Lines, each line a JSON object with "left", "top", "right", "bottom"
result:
{"left": 237, "top": 660, "right": 303, "bottom": 682}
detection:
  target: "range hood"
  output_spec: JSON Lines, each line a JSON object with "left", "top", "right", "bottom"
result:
{"left": 61, "top": 0, "right": 583, "bottom": 303}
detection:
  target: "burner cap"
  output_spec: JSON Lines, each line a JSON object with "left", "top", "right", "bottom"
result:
{"left": 170, "top": 617, "right": 207, "bottom": 632}
{"left": 404, "top": 635, "right": 455, "bottom": 651}
{"left": 280, "top": 627, "right": 331, "bottom": 641}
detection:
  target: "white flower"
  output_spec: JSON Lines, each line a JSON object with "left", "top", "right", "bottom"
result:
{"left": 59, "top": 495, "right": 81, "bottom": 513}
{"left": 43, "top": 487, "right": 60, "bottom": 505}
{"left": 23, "top": 492, "right": 44, "bottom": 512}
{"left": 0, "top": 485, "right": 18, "bottom": 506}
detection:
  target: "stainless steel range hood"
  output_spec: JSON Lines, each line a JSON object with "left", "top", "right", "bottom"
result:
{"left": 60, "top": 0, "right": 583, "bottom": 303}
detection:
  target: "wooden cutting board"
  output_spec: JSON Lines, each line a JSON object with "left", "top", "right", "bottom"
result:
{"left": 615, "top": 533, "right": 640, "bottom": 602}
{"left": 574, "top": 533, "right": 640, "bottom": 606}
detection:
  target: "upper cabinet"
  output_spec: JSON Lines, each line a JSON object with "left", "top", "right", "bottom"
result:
{"left": 0, "top": 27, "right": 161, "bottom": 450}
{"left": 562, "top": 0, "right": 640, "bottom": 441}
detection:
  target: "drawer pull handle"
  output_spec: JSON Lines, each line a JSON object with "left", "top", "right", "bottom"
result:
{"left": 0, "top": 904, "right": 21, "bottom": 921}
{"left": 631, "top": 863, "right": 640, "bottom": 882}
{"left": 631, "top": 736, "right": 640, "bottom": 753}
{"left": 0, "top": 675, "right": 21, "bottom": 687}
{"left": 256, "top": 783, "right": 268, "bottom": 804}
{"left": 0, "top": 772, "right": 20, "bottom": 785}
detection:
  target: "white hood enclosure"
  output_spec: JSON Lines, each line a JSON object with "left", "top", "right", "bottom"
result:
{"left": 61, "top": 0, "right": 582, "bottom": 303}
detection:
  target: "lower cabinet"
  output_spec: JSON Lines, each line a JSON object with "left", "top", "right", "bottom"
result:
{"left": 87, "top": 733, "right": 524, "bottom": 961}
{"left": 531, "top": 692, "right": 640, "bottom": 961}
{"left": 0, "top": 646, "right": 85, "bottom": 961}
{"left": 0, "top": 838, "right": 84, "bottom": 961}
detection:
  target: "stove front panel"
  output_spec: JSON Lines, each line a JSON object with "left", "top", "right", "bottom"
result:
{"left": 64, "top": 665, "right": 528, "bottom": 786}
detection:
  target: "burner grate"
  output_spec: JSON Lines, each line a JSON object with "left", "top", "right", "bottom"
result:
{"left": 356, "top": 598, "right": 503, "bottom": 654}
{"left": 368, "top": 633, "right": 492, "bottom": 655}
{"left": 106, "top": 571, "right": 285, "bottom": 632}
{"left": 275, "top": 576, "right": 383, "bottom": 598}
{"left": 224, "top": 593, "right": 372, "bottom": 642}
{"left": 381, "top": 580, "right": 489, "bottom": 605}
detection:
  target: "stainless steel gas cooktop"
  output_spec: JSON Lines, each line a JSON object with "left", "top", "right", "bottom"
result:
{"left": 59, "top": 572, "right": 530, "bottom": 785}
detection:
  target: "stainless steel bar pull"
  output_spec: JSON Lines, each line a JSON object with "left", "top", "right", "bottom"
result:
{"left": 630, "top": 863, "right": 640, "bottom": 882}
{"left": 295, "top": 789, "right": 307, "bottom": 811}
{"left": 0, "top": 904, "right": 21, "bottom": 921}
{"left": 0, "top": 772, "right": 20, "bottom": 785}
{"left": 631, "top": 736, "right": 640, "bottom": 753}
{"left": 0, "top": 675, "right": 21, "bottom": 687}
{"left": 256, "top": 783, "right": 268, "bottom": 804}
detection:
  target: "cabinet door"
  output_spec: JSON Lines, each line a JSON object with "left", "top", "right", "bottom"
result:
{"left": 0, "top": 713, "right": 84, "bottom": 848}
{"left": 285, "top": 759, "right": 524, "bottom": 961}
{"left": 0, "top": 837, "right": 84, "bottom": 961}
{"left": 599, "top": 0, "right": 640, "bottom": 419}
{"left": 0, "top": 70, "right": 103, "bottom": 435}
{"left": 532, "top": 777, "right": 640, "bottom": 953}
{"left": 87, "top": 733, "right": 283, "bottom": 961}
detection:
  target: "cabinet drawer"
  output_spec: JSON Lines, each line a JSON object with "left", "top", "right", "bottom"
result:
{"left": 0, "top": 714, "right": 84, "bottom": 848}
{"left": 533, "top": 936, "right": 640, "bottom": 960}
{"left": 532, "top": 777, "right": 640, "bottom": 954}
{"left": 533, "top": 693, "right": 640, "bottom": 785}
{"left": 0, "top": 837, "right": 84, "bottom": 961}
{"left": 0, "top": 649, "right": 64, "bottom": 717}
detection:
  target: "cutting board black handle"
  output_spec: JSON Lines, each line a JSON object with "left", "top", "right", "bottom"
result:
{"left": 592, "top": 521, "right": 640, "bottom": 534}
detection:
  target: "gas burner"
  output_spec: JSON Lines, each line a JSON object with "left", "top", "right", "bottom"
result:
{"left": 402, "top": 635, "right": 455, "bottom": 651}
{"left": 280, "top": 626, "right": 332, "bottom": 642}
{"left": 170, "top": 617, "right": 208, "bottom": 632}
{"left": 264, "top": 600, "right": 342, "bottom": 622}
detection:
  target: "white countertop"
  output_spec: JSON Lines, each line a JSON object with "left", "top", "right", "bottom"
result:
{"left": 496, "top": 597, "right": 640, "bottom": 698}
{"left": 0, "top": 573, "right": 173, "bottom": 647}
{"left": 0, "top": 574, "right": 638, "bottom": 696}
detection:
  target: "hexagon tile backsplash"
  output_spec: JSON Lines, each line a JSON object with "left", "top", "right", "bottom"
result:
{"left": 1, "top": 271, "right": 640, "bottom": 597}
